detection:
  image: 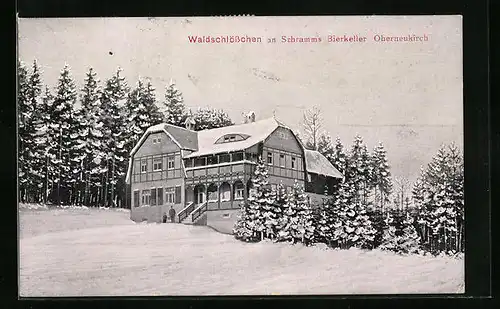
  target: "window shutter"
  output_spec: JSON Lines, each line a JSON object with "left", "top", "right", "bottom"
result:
{"left": 175, "top": 186, "right": 181, "bottom": 204}
{"left": 133, "top": 191, "right": 139, "bottom": 207}
{"left": 151, "top": 188, "right": 157, "bottom": 205}
{"left": 157, "top": 188, "right": 164, "bottom": 205}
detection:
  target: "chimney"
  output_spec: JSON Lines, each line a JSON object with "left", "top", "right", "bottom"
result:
{"left": 244, "top": 111, "right": 256, "bottom": 123}
{"left": 185, "top": 116, "right": 196, "bottom": 130}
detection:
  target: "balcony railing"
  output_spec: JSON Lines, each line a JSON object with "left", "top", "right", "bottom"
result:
{"left": 191, "top": 201, "right": 208, "bottom": 223}
{"left": 185, "top": 160, "right": 255, "bottom": 179}
{"left": 178, "top": 201, "right": 194, "bottom": 222}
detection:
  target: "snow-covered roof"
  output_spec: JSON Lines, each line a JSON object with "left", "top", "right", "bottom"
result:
{"left": 304, "top": 149, "right": 343, "bottom": 179}
{"left": 183, "top": 117, "right": 280, "bottom": 158}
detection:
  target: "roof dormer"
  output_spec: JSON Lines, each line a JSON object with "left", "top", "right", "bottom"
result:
{"left": 214, "top": 133, "right": 250, "bottom": 144}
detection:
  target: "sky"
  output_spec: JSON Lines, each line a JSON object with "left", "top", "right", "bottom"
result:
{"left": 17, "top": 16, "right": 463, "bottom": 185}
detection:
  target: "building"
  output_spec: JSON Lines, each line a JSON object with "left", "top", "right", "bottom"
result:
{"left": 125, "top": 116, "right": 343, "bottom": 233}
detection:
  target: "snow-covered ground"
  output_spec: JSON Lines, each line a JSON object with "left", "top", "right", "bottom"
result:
{"left": 19, "top": 208, "right": 464, "bottom": 296}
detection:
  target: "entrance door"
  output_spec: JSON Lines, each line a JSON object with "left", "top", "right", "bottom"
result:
{"left": 197, "top": 190, "right": 205, "bottom": 204}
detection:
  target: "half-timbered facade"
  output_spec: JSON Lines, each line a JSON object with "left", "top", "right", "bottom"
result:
{"left": 125, "top": 117, "right": 343, "bottom": 232}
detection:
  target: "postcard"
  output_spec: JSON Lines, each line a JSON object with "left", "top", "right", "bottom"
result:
{"left": 17, "top": 15, "right": 463, "bottom": 296}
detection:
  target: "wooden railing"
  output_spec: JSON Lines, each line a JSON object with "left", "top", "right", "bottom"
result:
{"left": 178, "top": 201, "right": 194, "bottom": 222}
{"left": 185, "top": 162, "right": 254, "bottom": 179}
{"left": 191, "top": 201, "right": 208, "bottom": 223}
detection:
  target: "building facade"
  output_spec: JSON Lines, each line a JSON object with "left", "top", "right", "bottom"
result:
{"left": 125, "top": 117, "right": 343, "bottom": 233}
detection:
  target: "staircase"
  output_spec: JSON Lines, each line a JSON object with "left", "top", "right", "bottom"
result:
{"left": 178, "top": 201, "right": 208, "bottom": 225}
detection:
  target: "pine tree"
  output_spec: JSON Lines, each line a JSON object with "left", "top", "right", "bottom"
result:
{"left": 398, "top": 212, "right": 421, "bottom": 254}
{"left": 284, "top": 181, "right": 315, "bottom": 245}
{"left": 101, "top": 68, "right": 130, "bottom": 207}
{"left": 274, "top": 182, "right": 290, "bottom": 241}
{"left": 329, "top": 137, "right": 348, "bottom": 176}
{"left": 163, "top": 79, "right": 188, "bottom": 127}
{"left": 317, "top": 133, "right": 334, "bottom": 159}
{"left": 46, "top": 64, "right": 78, "bottom": 205}
{"left": 76, "top": 68, "right": 107, "bottom": 206}
{"left": 313, "top": 190, "right": 339, "bottom": 246}
{"left": 379, "top": 212, "right": 399, "bottom": 252}
{"left": 371, "top": 142, "right": 393, "bottom": 210}
{"left": 125, "top": 78, "right": 163, "bottom": 154}
{"left": 233, "top": 157, "right": 274, "bottom": 242}
{"left": 347, "top": 135, "right": 373, "bottom": 204}
{"left": 18, "top": 60, "right": 31, "bottom": 203}
{"left": 32, "top": 86, "right": 56, "bottom": 204}
{"left": 331, "top": 181, "right": 377, "bottom": 249}
{"left": 191, "top": 107, "right": 233, "bottom": 131}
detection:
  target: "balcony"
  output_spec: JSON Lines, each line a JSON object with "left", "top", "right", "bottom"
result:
{"left": 184, "top": 161, "right": 255, "bottom": 184}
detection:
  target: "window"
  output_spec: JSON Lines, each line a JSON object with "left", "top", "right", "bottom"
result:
{"left": 291, "top": 157, "right": 296, "bottom": 169}
{"left": 157, "top": 188, "right": 164, "bottom": 205}
{"left": 152, "top": 138, "right": 157, "bottom": 144}
{"left": 141, "top": 190, "right": 151, "bottom": 206}
{"left": 194, "top": 157, "right": 206, "bottom": 167}
{"left": 153, "top": 158, "right": 163, "bottom": 171}
{"left": 207, "top": 155, "right": 218, "bottom": 165}
{"left": 232, "top": 152, "right": 243, "bottom": 162}
{"left": 152, "top": 137, "right": 162, "bottom": 144}
{"left": 133, "top": 190, "right": 140, "bottom": 207}
{"left": 151, "top": 188, "right": 157, "bottom": 205}
{"left": 175, "top": 186, "right": 181, "bottom": 204}
{"left": 220, "top": 183, "right": 231, "bottom": 201}
{"left": 219, "top": 154, "right": 230, "bottom": 163}
{"left": 279, "top": 154, "right": 285, "bottom": 167}
{"left": 141, "top": 160, "right": 148, "bottom": 173}
{"left": 234, "top": 182, "right": 244, "bottom": 200}
{"left": 165, "top": 187, "right": 175, "bottom": 204}
{"left": 167, "top": 156, "right": 175, "bottom": 169}
{"left": 184, "top": 159, "right": 193, "bottom": 168}
{"left": 267, "top": 152, "right": 273, "bottom": 165}
{"left": 208, "top": 186, "right": 218, "bottom": 201}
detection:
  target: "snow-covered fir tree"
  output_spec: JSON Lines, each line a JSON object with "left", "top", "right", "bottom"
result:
{"left": 233, "top": 157, "right": 274, "bottom": 242}
{"left": 101, "top": 68, "right": 130, "bottom": 207}
{"left": 273, "top": 182, "right": 289, "bottom": 241}
{"left": 331, "top": 181, "right": 377, "bottom": 249}
{"left": 46, "top": 64, "right": 79, "bottom": 205}
{"left": 31, "top": 86, "right": 55, "bottom": 204}
{"left": 191, "top": 107, "right": 233, "bottom": 131}
{"left": 346, "top": 135, "right": 373, "bottom": 204}
{"left": 18, "top": 60, "right": 45, "bottom": 202}
{"left": 317, "top": 133, "right": 334, "bottom": 159}
{"left": 415, "top": 143, "right": 464, "bottom": 254}
{"left": 163, "top": 79, "right": 188, "bottom": 127}
{"left": 379, "top": 212, "right": 399, "bottom": 252}
{"left": 76, "top": 67, "right": 107, "bottom": 206}
{"left": 282, "top": 181, "right": 315, "bottom": 245}
{"left": 371, "top": 142, "right": 392, "bottom": 210}
{"left": 313, "top": 190, "right": 339, "bottom": 247}
{"left": 328, "top": 137, "right": 348, "bottom": 183}
{"left": 398, "top": 212, "right": 421, "bottom": 254}
{"left": 125, "top": 78, "right": 163, "bottom": 154}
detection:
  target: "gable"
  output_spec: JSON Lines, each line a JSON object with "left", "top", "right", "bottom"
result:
{"left": 134, "top": 132, "right": 181, "bottom": 157}
{"left": 264, "top": 126, "right": 302, "bottom": 154}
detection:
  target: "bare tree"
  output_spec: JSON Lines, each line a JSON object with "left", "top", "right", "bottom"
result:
{"left": 302, "top": 106, "right": 323, "bottom": 150}
{"left": 394, "top": 176, "right": 411, "bottom": 212}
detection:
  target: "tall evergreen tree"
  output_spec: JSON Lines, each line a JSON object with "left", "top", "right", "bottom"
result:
{"left": 18, "top": 61, "right": 31, "bottom": 202}
{"left": 101, "top": 68, "right": 130, "bottom": 207}
{"left": 317, "top": 133, "right": 334, "bottom": 158}
{"left": 47, "top": 64, "right": 78, "bottom": 205}
{"left": 32, "top": 86, "right": 55, "bottom": 204}
{"left": 346, "top": 135, "right": 373, "bottom": 204}
{"left": 191, "top": 107, "right": 233, "bottom": 131}
{"left": 76, "top": 68, "right": 106, "bottom": 206}
{"left": 233, "top": 157, "right": 274, "bottom": 242}
{"left": 281, "top": 181, "right": 315, "bottom": 245}
{"left": 163, "top": 79, "right": 188, "bottom": 127}
{"left": 371, "top": 142, "right": 392, "bottom": 210}
{"left": 125, "top": 78, "right": 163, "bottom": 153}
